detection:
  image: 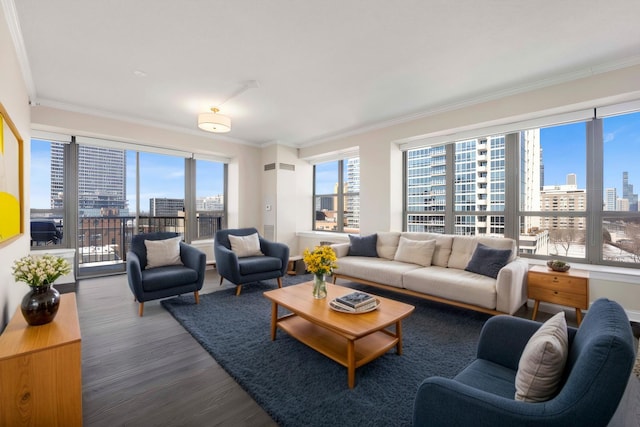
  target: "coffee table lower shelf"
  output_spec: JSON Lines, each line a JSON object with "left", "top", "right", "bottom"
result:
{"left": 276, "top": 314, "right": 400, "bottom": 388}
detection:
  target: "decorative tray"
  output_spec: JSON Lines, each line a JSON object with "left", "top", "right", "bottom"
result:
{"left": 329, "top": 298, "right": 380, "bottom": 314}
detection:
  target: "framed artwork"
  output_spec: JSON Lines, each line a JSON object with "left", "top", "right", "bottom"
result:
{"left": 0, "top": 102, "right": 24, "bottom": 246}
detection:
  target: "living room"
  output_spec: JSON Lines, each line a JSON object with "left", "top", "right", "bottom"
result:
{"left": 1, "top": 1, "right": 640, "bottom": 426}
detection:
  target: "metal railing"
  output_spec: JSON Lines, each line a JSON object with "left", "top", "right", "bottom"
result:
{"left": 30, "top": 213, "right": 224, "bottom": 269}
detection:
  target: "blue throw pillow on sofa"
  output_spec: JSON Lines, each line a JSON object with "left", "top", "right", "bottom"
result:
{"left": 348, "top": 234, "right": 378, "bottom": 257}
{"left": 465, "top": 243, "right": 511, "bottom": 279}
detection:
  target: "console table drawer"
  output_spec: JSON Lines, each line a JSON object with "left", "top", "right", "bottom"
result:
{"left": 528, "top": 272, "right": 588, "bottom": 294}
{"left": 528, "top": 286, "right": 588, "bottom": 309}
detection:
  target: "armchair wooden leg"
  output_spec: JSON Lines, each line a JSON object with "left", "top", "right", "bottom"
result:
{"left": 219, "top": 276, "right": 224, "bottom": 286}
{"left": 235, "top": 285, "right": 242, "bottom": 296}
{"left": 194, "top": 291, "right": 200, "bottom": 304}
{"left": 277, "top": 277, "right": 283, "bottom": 288}
{"left": 138, "top": 302, "right": 144, "bottom": 317}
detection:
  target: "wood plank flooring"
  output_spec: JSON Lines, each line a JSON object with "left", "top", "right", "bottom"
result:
{"left": 76, "top": 270, "right": 277, "bottom": 427}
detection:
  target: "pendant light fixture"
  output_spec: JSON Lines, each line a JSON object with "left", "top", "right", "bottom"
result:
{"left": 197, "top": 80, "right": 259, "bottom": 134}
{"left": 198, "top": 107, "right": 231, "bottom": 133}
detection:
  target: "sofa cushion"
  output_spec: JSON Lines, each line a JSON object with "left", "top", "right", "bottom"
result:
{"left": 394, "top": 237, "right": 436, "bottom": 267}
{"left": 447, "top": 236, "right": 479, "bottom": 270}
{"left": 465, "top": 243, "right": 512, "bottom": 279}
{"left": 238, "top": 256, "right": 282, "bottom": 275}
{"left": 144, "top": 236, "right": 183, "bottom": 269}
{"left": 141, "top": 265, "right": 198, "bottom": 291}
{"left": 348, "top": 234, "right": 378, "bottom": 257}
{"left": 401, "top": 232, "right": 453, "bottom": 267}
{"left": 376, "top": 232, "right": 401, "bottom": 260}
{"left": 335, "top": 256, "right": 420, "bottom": 288}
{"left": 515, "top": 311, "right": 569, "bottom": 402}
{"left": 229, "top": 233, "right": 264, "bottom": 257}
{"left": 402, "top": 266, "right": 497, "bottom": 310}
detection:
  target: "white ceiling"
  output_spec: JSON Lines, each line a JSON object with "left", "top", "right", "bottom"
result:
{"left": 8, "top": 0, "right": 640, "bottom": 147}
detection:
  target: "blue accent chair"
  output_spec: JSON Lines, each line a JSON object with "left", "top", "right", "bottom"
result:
{"left": 214, "top": 228, "right": 289, "bottom": 295}
{"left": 413, "top": 298, "right": 636, "bottom": 427}
{"left": 127, "top": 232, "right": 206, "bottom": 316}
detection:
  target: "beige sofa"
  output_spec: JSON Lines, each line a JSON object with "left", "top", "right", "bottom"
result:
{"left": 331, "top": 232, "right": 528, "bottom": 315}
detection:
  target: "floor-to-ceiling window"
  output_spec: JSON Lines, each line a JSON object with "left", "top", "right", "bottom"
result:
{"left": 30, "top": 135, "right": 227, "bottom": 276}
{"left": 403, "top": 102, "right": 640, "bottom": 269}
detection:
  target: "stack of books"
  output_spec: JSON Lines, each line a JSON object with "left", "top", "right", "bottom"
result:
{"left": 330, "top": 291, "right": 379, "bottom": 313}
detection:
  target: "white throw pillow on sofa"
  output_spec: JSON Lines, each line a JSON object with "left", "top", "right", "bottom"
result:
{"left": 145, "top": 236, "right": 183, "bottom": 269}
{"left": 229, "top": 233, "right": 264, "bottom": 257}
{"left": 394, "top": 237, "right": 436, "bottom": 267}
{"left": 515, "top": 311, "right": 569, "bottom": 402}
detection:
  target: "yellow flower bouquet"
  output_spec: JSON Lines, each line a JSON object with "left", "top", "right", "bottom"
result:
{"left": 303, "top": 245, "right": 337, "bottom": 276}
{"left": 303, "top": 245, "right": 337, "bottom": 299}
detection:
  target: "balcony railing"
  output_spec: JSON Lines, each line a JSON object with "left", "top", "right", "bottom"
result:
{"left": 30, "top": 213, "right": 224, "bottom": 270}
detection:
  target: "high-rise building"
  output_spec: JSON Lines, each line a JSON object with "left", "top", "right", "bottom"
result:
{"left": 622, "top": 171, "right": 638, "bottom": 211}
{"left": 617, "top": 198, "right": 630, "bottom": 211}
{"left": 406, "top": 130, "right": 540, "bottom": 236}
{"left": 149, "top": 198, "right": 184, "bottom": 216}
{"left": 566, "top": 173, "right": 577, "bottom": 186}
{"left": 540, "top": 182, "right": 586, "bottom": 230}
{"left": 51, "top": 143, "right": 127, "bottom": 216}
{"left": 604, "top": 188, "right": 617, "bottom": 211}
{"left": 345, "top": 158, "right": 360, "bottom": 230}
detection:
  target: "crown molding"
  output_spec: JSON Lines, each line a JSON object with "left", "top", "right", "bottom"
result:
{"left": 2, "top": 0, "right": 37, "bottom": 100}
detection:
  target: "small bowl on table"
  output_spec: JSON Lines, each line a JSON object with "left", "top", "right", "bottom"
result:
{"left": 547, "top": 260, "right": 571, "bottom": 272}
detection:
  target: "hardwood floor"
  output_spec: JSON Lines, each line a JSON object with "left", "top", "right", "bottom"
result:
{"left": 76, "top": 270, "right": 277, "bottom": 427}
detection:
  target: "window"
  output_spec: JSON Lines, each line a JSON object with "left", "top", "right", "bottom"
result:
{"left": 30, "top": 139, "right": 65, "bottom": 247}
{"left": 30, "top": 135, "right": 227, "bottom": 277}
{"left": 195, "top": 159, "right": 226, "bottom": 239}
{"left": 406, "top": 146, "right": 447, "bottom": 233}
{"left": 313, "top": 157, "right": 360, "bottom": 233}
{"left": 403, "top": 103, "right": 640, "bottom": 269}
{"left": 601, "top": 111, "right": 640, "bottom": 264}
{"left": 520, "top": 123, "right": 587, "bottom": 259}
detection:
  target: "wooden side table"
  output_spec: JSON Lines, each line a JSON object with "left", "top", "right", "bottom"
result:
{"left": 527, "top": 265, "right": 589, "bottom": 325}
{"left": 0, "top": 293, "right": 82, "bottom": 426}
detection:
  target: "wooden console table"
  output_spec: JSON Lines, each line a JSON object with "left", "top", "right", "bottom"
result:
{"left": 0, "top": 293, "right": 82, "bottom": 426}
{"left": 527, "top": 265, "right": 589, "bottom": 325}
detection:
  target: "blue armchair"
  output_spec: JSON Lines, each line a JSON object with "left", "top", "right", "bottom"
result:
{"left": 413, "top": 298, "right": 636, "bottom": 426}
{"left": 214, "top": 228, "right": 289, "bottom": 295}
{"left": 127, "top": 232, "right": 206, "bottom": 316}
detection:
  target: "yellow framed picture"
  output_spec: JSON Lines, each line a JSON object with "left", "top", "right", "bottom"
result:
{"left": 0, "top": 102, "right": 24, "bottom": 246}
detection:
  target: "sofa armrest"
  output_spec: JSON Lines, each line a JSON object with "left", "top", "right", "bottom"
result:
{"left": 331, "top": 242, "right": 350, "bottom": 258}
{"left": 126, "top": 251, "right": 144, "bottom": 300}
{"left": 495, "top": 258, "right": 528, "bottom": 314}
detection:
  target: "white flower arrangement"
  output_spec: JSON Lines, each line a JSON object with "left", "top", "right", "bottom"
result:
{"left": 11, "top": 254, "right": 71, "bottom": 287}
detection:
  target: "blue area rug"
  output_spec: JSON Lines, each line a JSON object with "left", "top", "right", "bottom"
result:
{"left": 161, "top": 276, "right": 491, "bottom": 426}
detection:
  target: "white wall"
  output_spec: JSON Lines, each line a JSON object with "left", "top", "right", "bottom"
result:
{"left": 0, "top": 5, "right": 31, "bottom": 330}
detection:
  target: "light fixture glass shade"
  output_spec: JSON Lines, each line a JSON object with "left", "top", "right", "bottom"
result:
{"left": 198, "top": 109, "right": 231, "bottom": 133}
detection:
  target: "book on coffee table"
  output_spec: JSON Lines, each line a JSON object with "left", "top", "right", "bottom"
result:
{"left": 330, "top": 298, "right": 379, "bottom": 313}
{"left": 335, "top": 291, "right": 376, "bottom": 309}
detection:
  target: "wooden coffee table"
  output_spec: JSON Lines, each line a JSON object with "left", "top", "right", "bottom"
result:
{"left": 263, "top": 282, "right": 414, "bottom": 388}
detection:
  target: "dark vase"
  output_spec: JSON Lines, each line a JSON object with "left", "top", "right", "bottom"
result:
{"left": 20, "top": 284, "right": 61, "bottom": 326}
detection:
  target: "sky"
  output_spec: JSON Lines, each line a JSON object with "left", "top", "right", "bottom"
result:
{"left": 29, "top": 111, "right": 639, "bottom": 210}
